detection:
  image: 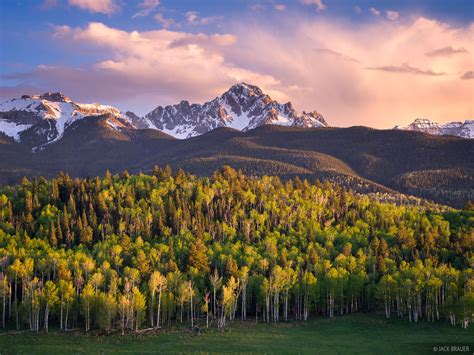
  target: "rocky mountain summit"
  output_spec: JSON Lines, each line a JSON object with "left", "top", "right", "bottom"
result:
{"left": 395, "top": 118, "right": 473, "bottom": 139}
{"left": 0, "top": 92, "right": 132, "bottom": 149}
{"left": 128, "top": 83, "right": 328, "bottom": 138}
{"left": 2, "top": 85, "right": 471, "bottom": 153}
{"left": 0, "top": 83, "right": 328, "bottom": 144}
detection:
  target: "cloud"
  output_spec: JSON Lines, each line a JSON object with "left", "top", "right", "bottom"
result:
{"left": 425, "top": 46, "right": 468, "bottom": 57}
{"left": 300, "top": 0, "right": 327, "bottom": 12}
{"left": 185, "top": 11, "right": 220, "bottom": 25}
{"left": 353, "top": 6, "right": 362, "bottom": 15}
{"left": 169, "top": 33, "right": 237, "bottom": 48}
{"left": 7, "top": 22, "right": 281, "bottom": 112}
{"left": 461, "top": 71, "right": 474, "bottom": 80}
{"left": 367, "top": 63, "right": 445, "bottom": 76}
{"left": 6, "top": 17, "right": 473, "bottom": 127}
{"left": 315, "top": 48, "right": 359, "bottom": 63}
{"left": 67, "top": 0, "right": 119, "bottom": 14}
{"left": 385, "top": 10, "right": 399, "bottom": 21}
{"left": 274, "top": 4, "right": 286, "bottom": 11}
{"left": 223, "top": 17, "right": 472, "bottom": 128}
{"left": 154, "top": 13, "right": 174, "bottom": 28}
{"left": 370, "top": 7, "right": 380, "bottom": 16}
{"left": 133, "top": 0, "right": 160, "bottom": 18}
{"left": 51, "top": 25, "right": 72, "bottom": 38}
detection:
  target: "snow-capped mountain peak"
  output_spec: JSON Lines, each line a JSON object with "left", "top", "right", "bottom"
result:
{"left": 395, "top": 118, "right": 473, "bottom": 139}
{"left": 224, "top": 82, "right": 264, "bottom": 99}
{"left": 127, "top": 82, "right": 328, "bottom": 138}
{"left": 22, "top": 92, "right": 73, "bottom": 103}
{"left": 0, "top": 93, "right": 130, "bottom": 148}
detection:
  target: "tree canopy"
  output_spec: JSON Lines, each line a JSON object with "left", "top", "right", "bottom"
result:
{"left": 0, "top": 166, "right": 472, "bottom": 333}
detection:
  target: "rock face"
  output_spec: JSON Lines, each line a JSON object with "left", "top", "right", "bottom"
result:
{"left": 128, "top": 83, "right": 328, "bottom": 138}
{"left": 395, "top": 118, "right": 473, "bottom": 139}
{"left": 0, "top": 84, "right": 328, "bottom": 144}
{"left": 0, "top": 93, "right": 133, "bottom": 148}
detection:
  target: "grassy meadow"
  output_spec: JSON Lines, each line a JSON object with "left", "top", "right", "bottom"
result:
{"left": 1, "top": 314, "right": 472, "bottom": 354}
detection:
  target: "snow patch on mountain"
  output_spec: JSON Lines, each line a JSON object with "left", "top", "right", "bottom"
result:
{"left": 220, "top": 101, "right": 250, "bottom": 130}
{"left": 0, "top": 119, "right": 33, "bottom": 141}
{"left": 161, "top": 124, "right": 195, "bottom": 139}
{"left": 0, "top": 93, "right": 130, "bottom": 148}
{"left": 395, "top": 118, "right": 473, "bottom": 139}
{"left": 128, "top": 83, "right": 328, "bottom": 139}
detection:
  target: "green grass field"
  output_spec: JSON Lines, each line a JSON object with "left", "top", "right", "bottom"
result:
{"left": 0, "top": 314, "right": 472, "bottom": 354}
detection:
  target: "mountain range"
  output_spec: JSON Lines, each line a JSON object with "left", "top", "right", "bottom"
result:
{"left": 395, "top": 118, "right": 473, "bottom": 139}
{"left": 0, "top": 84, "right": 472, "bottom": 208}
{"left": 0, "top": 83, "right": 327, "bottom": 146}
{"left": 0, "top": 92, "right": 133, "bottom": 150}
{"left": 1, "top": 83, "right": 471, "bottom": 147}
{"left": 128, "top": 83, "right": 327, "bottom": 138}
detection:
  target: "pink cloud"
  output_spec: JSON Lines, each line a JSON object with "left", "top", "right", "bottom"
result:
{"left": 225, "top": 17, "right": 473, "bottom": 127}
{"left": 5, "top": 17, "right": 473, "bottom": 127}
{"left": 186, "top": 11, "right": 219, "bottom": 25}
{"left": 154, "top": 13, "right": 174, "bottom": 29}
{"left": 385, "top": 10, "right": 399, "bottom": 21}
{"left": 461, "top": 71, "right": 474, "bottom": 80}
{"left": 367, "top": 63, "right": 445, "bottom": 76}
{"left": 7, "top": 22, "right": 280, "bottom": 113}
{"left": 274, "top": 4, "right": 286, "bottom": 12}
{"left": 370, "top": 7, "right": 380, "bottom": 16}
{"left": 67, "top": 0, "right": 119, "bottom": 14}
{"left": 300, "top": 0, "right": 327, "bottom": 12}
{"left": 425, "top": 46, "right": 468, "bottom": 57}
{"left": 133, "top": 0, "right": 161, "bottom": 18}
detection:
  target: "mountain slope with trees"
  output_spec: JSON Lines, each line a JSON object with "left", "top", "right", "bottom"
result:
{"left": 0, "top": 124, "right": 472, "bottom": 208}
{"left": 0, "top": 167, "right": 472, "bottom": 334}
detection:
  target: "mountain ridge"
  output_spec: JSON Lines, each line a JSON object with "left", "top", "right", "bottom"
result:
{"left": 128, "top": 82, "right": 328, "bottom": 138}
{"left": 1, "top": 84, "right": 472, "bottom": 146}
{"left": 0, "top": 92, "right": 133, "bottom": 149}
{"left": 0, "top": 122, "right": 471, "bottom": 208}
{"left": 395, "top": 118, "right": 473, "bottom": 139}
{"left": 0, "top": 84, "right": 472, "bottom": 207}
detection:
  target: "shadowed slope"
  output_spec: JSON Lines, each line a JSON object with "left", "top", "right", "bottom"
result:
{"left": 0, "top": 123, "right": 471, "bottom": 207}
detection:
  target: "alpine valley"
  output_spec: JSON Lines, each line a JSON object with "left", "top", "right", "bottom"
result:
{"left": 0, "top": 83, "right": 472, "bottom": 208}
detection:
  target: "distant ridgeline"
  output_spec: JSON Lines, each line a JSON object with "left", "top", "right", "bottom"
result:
{"left": 0, "top": 166, "right": 472, "bottom": 334}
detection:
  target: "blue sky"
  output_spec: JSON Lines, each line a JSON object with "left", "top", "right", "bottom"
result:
{"left": 1, "top": 0, "right": 473, "bottom": 127}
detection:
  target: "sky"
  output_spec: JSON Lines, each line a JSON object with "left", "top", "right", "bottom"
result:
{"left": 0, "top": 0, "right": 473, "bottom": 128}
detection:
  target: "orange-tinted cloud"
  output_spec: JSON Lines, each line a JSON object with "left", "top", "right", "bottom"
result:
{"left": 461, "top": 71, "right": 474, "bottom": 80}
{"left": 425, "top": 46, "right": 468, "bottom": 57}
{"left": 225, "top": 17, "right": 473, "bottom": 127}
{"left": 67, "top": 0, "right": 119, "bottom": 14}
{"left": 5, "top": 17, "right": 473, "bottom": 128}
{"left": 366, "top": 63, "right": 445, "bottom": 76}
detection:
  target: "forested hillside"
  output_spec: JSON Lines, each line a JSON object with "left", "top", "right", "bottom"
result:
{"left": 0, "top": 167, "right": 472, "bottom": 334}
{"left": 1, "top": 124, "right": 472, "bottom": 208}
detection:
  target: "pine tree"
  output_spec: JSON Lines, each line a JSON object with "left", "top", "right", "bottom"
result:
{"left": 187, "top": 236, "right": 210, "bottom": 273}
{"left": 50, "top": 221, "right": 57, "bottom": 247}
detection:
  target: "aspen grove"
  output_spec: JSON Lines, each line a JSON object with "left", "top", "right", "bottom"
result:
{"left": 0, "top": 166, "right": 472, "bottom": 333}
